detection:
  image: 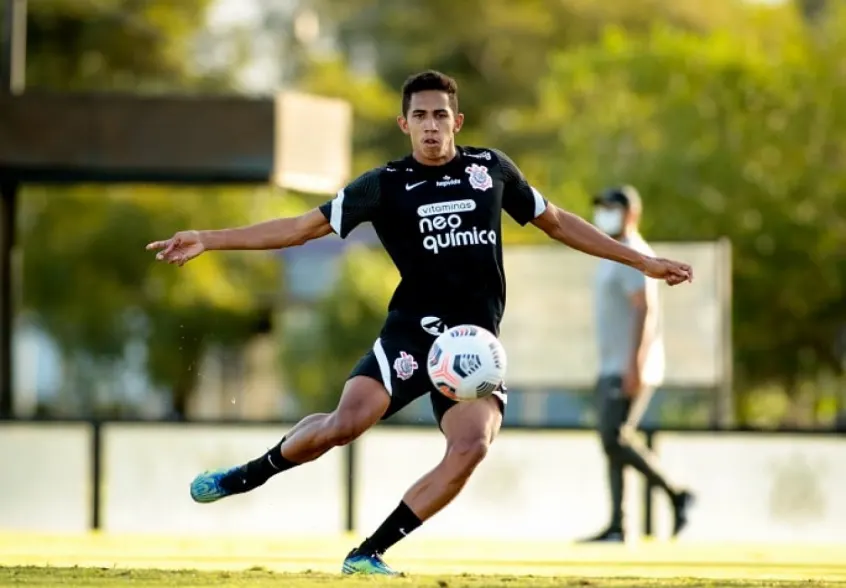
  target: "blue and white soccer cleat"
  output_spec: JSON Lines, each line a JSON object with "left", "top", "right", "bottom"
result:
{"left": 189, "top": 466, "right": 249, "bottom": 503}
{"left": 341, "top": 548, "right": 401, "bottom": 576}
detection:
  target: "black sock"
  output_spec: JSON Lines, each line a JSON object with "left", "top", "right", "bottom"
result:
{"left": 359, "top": 501, "right": 422, "bottom": 555}
{"left": 240, "top": 436, "right": 299, "bottom": 488}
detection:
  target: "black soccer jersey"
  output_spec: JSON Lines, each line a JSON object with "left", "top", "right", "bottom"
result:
{"left": 318, "top": 147, "right": 547, "bottom": 335}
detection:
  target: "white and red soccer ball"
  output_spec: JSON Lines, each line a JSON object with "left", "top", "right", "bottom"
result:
{"left": 427, "top": 325, "right": 507, "bottom": 401}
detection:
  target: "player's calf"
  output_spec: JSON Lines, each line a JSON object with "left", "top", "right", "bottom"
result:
{"left": 345, "top": 396, "right": 502, "bottom": 574}
{"left": 190, "top": 377, "right": 389, "bottom": 504}
{"left": 443, "top": 435, "right": 491, "bottom": 478}
{"left": 280, "top": 377, "right": 390, "bottom": 463}
{"left": 405, "top": 434, "right": 490, "bottom": 519}
{"left": 408, "top": 395, "right": 501, "bottom": 516}
{"left": 347, "top": 434, "right": 492, "bottom": 564}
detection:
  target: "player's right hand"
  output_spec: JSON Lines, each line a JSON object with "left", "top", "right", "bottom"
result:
{"left": 146, "top": 230, "right": 206, "bottom": 267}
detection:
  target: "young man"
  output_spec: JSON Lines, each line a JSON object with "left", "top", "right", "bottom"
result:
{"left": 147, "top": 72, "right": 693, "bottom": 576}
{"left": 581, "top": 186, "right": 694, "bottom": 543}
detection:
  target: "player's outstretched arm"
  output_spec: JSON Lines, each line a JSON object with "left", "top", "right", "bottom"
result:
{"left": 531, "top": 204, "right": 693, "bottom": 286}
{"left": 146, "top": 208, "right": 332, "bottom": 267}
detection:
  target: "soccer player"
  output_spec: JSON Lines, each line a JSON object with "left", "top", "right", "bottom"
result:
{"left": 146, "top": 71, "right": 693, "bottom": 576}
{"left": 580, "top": 186, "right": 694, "bottom": 543}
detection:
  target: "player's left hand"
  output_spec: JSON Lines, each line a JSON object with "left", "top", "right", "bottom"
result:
{"left": 640, "top": 256, "right": 693, "bottom": 286}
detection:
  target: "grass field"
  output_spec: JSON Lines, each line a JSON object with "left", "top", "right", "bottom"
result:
{"left": 1, "top": 533, "right": 845, "bottom": 587}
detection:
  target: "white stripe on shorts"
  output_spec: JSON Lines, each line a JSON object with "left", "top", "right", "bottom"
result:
{"left": 372, "top": 338, "right": 392, "bottom": 395}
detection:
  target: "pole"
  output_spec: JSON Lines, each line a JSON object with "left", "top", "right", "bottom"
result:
{"left": 0, "top": 182, "right": 15, "bottom": 418}
{"left": 0, "top": 0, "right": 26, "bottom": 417}
{"left": 1, "top": 0, "right": 26, "bottom": 95}
{"left": 716, "top": 237, "right": 734, "bottom": 428}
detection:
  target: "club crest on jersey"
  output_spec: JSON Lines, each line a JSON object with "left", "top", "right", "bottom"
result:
{"left": 393, "top": 351, "right": 418, "bottom": 381}
{"left": 465, "top": 164, "right": 493, "bottom": 192}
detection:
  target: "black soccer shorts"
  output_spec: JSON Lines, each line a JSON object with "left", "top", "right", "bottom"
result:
{"left": 348, "top": 314, "right": 507, "bottom": 427}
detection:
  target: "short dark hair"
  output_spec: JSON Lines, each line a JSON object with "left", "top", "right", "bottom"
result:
{"left": 401, "top": 70, "right": 459, "bottom": 117}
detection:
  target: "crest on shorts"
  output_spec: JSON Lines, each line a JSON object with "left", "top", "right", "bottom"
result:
{"left": 393, "top": 351, "right": 418, "bottom": 381}
{"left": 465, "top": 164, "right": 493, "bottom": 192}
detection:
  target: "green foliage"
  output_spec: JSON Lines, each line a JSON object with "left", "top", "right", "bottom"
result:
{"left": 25, "top": 0, "right": 233, "bottom": 92}
{"left": 19, "top": 186, "right": 279, "bottom": 415}
{"left": 18, "top": 0, "right": 272, "bottom": 417}
{"left": 21, "top": 0, "right": 846, "bottom": 423}
{"left": 298, "top": 0, "right": 846, "bottom": 425}
{"left": 296, "top": 58, "right": 399, "bottom": 173}
{"left": 311, "top": 0, "right": 754, "bottom": 150}
{"left": 279, "top": 246, "right": 398, "bottom": 412}
{"left": 529, "top": 22, "right": 846, "bottom": 406}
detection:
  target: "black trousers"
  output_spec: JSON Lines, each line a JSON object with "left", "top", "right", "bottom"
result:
{"left": 594, "top": 375, "right": 674, "bottom": 529}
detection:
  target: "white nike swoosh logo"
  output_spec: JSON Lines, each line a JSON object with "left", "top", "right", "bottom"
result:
{"left": 406, "top": 181, "right": 426, "bottom": 191}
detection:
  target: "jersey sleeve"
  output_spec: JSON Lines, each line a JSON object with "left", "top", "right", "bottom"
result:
{"left": 493, "top": 149, "right": 548, "bottom": 226}
{"left": 318, "top": 168, "right": 382, "bottom": 239}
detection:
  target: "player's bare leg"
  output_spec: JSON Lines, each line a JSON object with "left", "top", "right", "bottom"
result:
{"left": 343, "top": 395, "right": 502, "bottom": 576}
{"left": 403, "top": 395, "right": 501, "bottom": 518}
{"left": 190, "top": 376, "right": 389, "bottom": 503}
{"left": 278, "top": 377, "right": 391, "bottom": 463}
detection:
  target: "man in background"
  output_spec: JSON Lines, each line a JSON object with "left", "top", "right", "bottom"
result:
{"left": 581, "top": 186, "right": 694, "bottom": 542}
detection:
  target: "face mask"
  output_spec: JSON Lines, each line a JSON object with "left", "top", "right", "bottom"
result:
{"left": 593, "top": 208, "right": 624, "bottom": 235}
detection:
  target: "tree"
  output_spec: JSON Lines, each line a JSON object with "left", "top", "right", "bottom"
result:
{"left": 309, "top": 0, "right": 756, "bottom": 150}
{"left": 527, "top": 18, "right": 846, "bottom": 423}
{"left": 278, "top": 0, "right": 846, "bottom": 425}
{"left": 25, "top": 0, "right": 233, "bottom": 93}
{"left": 18, "top": 0, "right": 273, "bottom": 418}
{"left": 20, "top": 185, "right": 281, "bottom": 417}
{"left": 279, "top": 245, "right": 397, "bottom": 413}
{"left": 298, "top": 0, "right": 776, "bottom": 239}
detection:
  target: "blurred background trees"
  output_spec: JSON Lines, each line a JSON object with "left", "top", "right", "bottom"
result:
{"left": 15, "top": 0, "right": 846, "bottom": 427}
{"left": 17, "top": 0, "right": 278, "bottom": 419}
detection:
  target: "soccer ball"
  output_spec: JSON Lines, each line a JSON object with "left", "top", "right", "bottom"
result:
{"left": 427, "top": 325, "right": 507, "bottom": 401}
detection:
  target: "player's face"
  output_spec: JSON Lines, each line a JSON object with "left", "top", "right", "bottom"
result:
{"left": 398, "top": 90, "right": 464, "bottom": 164}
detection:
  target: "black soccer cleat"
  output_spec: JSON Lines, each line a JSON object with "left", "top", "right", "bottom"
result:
{"left": 671, "top": 489, "right": 695, "bottom": 537}
{"left": 577, "top": 526, "right": 625, "bottom": 543}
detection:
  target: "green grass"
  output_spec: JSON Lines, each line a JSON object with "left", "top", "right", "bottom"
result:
{"left": 1, "top": 533, "right": 845, "bottom": 587}
{"left": 2, "top": 567, "right": 843, "bottom": 588}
